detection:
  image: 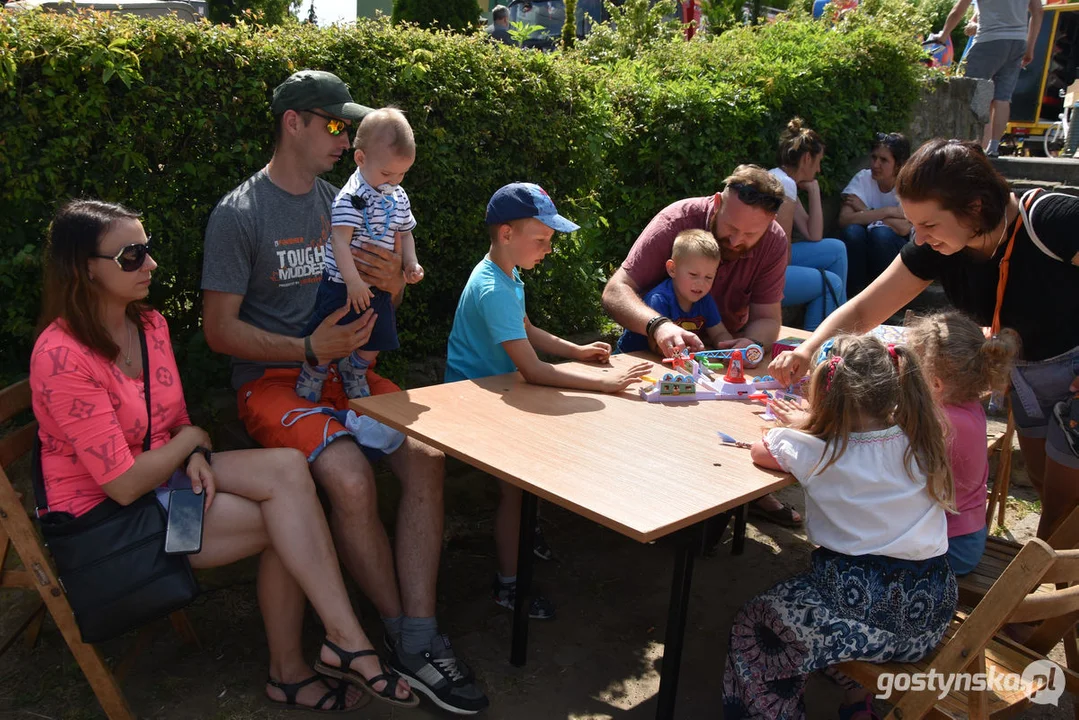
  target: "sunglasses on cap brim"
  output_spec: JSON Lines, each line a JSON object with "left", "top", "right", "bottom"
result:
{"left": 92, "top": 241, "right": 152, "bottom": 272}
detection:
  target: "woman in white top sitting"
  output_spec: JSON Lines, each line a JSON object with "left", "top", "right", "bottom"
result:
{"left": 723, "top": 334, "right": 957, "bottom": 720}
{"left": 839, "top": 132, "right": 912, "bottom": 295}
{"left": 770, "top": 118, "right": 848, "bottom": 331}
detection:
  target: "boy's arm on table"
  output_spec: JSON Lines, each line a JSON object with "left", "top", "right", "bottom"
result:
{"left": 524, "top": 316, "right": 610, "bottom": 363}
{"left": 503, "top": 333, "right": 648, "bottom": 393}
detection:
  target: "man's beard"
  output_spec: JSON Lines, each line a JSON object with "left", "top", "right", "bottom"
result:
{"left": 718, "top": 238, "right": 746, "bottom": 262}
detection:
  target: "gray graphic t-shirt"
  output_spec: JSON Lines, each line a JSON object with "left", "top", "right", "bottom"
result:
{"left": 202, "top": 169, "right": 337, "bottom": 389}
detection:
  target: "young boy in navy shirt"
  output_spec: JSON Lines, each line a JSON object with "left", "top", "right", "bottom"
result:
{"left": 618, "top": 228, "right": 724, "bottom": 354}
{"left": 446, "top": 182, "right": 649, "bottom": 618}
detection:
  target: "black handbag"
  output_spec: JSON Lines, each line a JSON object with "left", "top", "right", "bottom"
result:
{"left": 32, "top": 325, "right": 198, "bottom": 643}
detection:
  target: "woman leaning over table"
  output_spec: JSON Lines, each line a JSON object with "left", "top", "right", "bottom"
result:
{"left": 29, "top": 199, "right": 416, "bottom": 713}
{"left": 770, "top": 139, "right": 1079, "bottom": 542}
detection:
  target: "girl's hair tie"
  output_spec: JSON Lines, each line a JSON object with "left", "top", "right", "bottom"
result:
{"left": 825, "top": 355, "right": 843, "bottom": 391}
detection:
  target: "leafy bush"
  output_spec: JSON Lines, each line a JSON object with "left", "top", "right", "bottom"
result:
{"left": 0, "top": 9, "right": 923, "bottom": 393}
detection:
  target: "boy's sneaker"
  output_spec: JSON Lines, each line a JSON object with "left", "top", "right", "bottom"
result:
{"left": 533, "top": 525, "right": 555, "bottom": 561}
{"left": 390, "top": 634, "right": 489, "bottom": 715}
{"left": 493, "top": 577, "right": 556, "bottom": 620}
{"left": 337, "top": 358, "right": 371, "bottom": 399}
{"left": 1054, "top": 392, "right": 1079, "bottom": 457}
{"left": 295, "top": 363, "right": 328, "bottom": 402}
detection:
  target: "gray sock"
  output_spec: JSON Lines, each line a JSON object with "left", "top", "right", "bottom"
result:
{"left": 382, "top": 615, "right": 403, "bottom": 644}
{"left": 400, "top": 616, "right": 439, "bottom": 655}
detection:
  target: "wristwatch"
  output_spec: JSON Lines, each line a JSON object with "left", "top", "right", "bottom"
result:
{"left": 184, "top": 446, "right": 211, "bottom": 468}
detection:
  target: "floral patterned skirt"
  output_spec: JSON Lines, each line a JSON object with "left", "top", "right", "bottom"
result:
{"left": 722, "top": 547, "right": 957, "bottom": 720}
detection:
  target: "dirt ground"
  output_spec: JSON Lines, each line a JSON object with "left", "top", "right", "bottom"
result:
{"left": 1, "top": 415, "right": 1074, "bottom": 720}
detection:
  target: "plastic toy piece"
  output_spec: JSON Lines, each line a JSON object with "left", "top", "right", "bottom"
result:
{"left": 723, "top": 350, "right": 746, "bottom": 384}
{"left": 717, "top": 430, "right": 753, "bottom": 449}
{"left": 693, "top": 344, "right": 765, "bottom": 368}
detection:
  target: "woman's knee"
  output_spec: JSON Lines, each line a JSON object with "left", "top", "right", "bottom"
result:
{"left": 841, "top": 224, "right": 868, "bottom": 245}
{"left": 267, "top": 447, "right": 318, "bottom": 496}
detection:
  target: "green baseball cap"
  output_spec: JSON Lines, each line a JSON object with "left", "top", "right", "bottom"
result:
{"left": 270, "top": 70, "right": 373, "bottom": 121}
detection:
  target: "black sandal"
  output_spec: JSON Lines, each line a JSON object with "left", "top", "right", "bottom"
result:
{"left": 265, "top": 674, "right": 368, "bottom": 714}
{"left": 314, "top": 639, "right": 420, "bottom": 708}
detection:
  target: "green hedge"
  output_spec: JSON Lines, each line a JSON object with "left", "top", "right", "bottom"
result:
{"left": 0, "top": 10, "right": 922, "bottom": 392}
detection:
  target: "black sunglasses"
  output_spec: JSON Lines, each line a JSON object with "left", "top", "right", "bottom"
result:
{"left": 728, "top": 182, "right": 783, "bottom": 214}
{"left": 875, "top": 132, "right": 904, "bottom": 147}
{"left": 92, "top": 240, "right": 152, "bottom": 272}
{"left": 306, "top": 110, "right": 349, "bottom": 137}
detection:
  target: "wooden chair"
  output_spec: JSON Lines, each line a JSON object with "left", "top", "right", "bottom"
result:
{"left": 0, "top": 378, "right": 198, "bottom": 719}
{"left": 837, "top": 538, "right": 1079, "bottom": 719}
{"left": 985, "top": 395, "right": 1017, "bottom": 532}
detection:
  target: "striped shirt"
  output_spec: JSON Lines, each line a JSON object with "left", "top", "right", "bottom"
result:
{"left": 325, "top": 168, "right": 416, "bottom": 283}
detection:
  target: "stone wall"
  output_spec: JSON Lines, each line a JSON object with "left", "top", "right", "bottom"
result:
{"left": 906, "top": 76, "right": 993, "bottom": 146}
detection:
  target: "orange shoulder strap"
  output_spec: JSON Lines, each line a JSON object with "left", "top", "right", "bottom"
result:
{"left": 991, "top": 190, "right": 1039, "bottom": 335}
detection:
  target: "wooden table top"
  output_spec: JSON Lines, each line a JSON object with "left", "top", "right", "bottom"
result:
{"left": 353, "top": 330, "right": 810, "bottom": 543}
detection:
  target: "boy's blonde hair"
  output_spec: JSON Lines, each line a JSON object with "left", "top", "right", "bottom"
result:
{"left": 671, "top": 229, "right": 720, "bottom": 263}
{"left": 353, "top": 107, "right": 415, "bottom": 157}
{"left": 799, "top": 334, "right": 955, "bottom": 511}
{"left": 905, "top": 311, "right": 1019, "bottom": 405}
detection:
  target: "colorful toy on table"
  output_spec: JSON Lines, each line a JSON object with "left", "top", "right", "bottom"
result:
{"left": 640, "top": 349, "right": 805, "bottom": 403}
{"left": 723, "top": 350, "right": 746, "bottom": 383}
{"left": 772, "top": 336, "right": 804, "bottom": 358}
{"left": 717, "top": 431, "right": 753, "bottom": 449}
{"left": 693, "top": 344, "right": 765, "bottom": 369}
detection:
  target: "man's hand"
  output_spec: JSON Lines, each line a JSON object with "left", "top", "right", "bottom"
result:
{"left": 353, "top": 235, "right": 405, "bottom": 298}
{"left": 652, "top": 323, "right": 705, "bottom": 357}
{"left": 308, "top": 305, "right": 376, "bottom": 365}
{"left": 927, "top": 31, "right": 944, "bottom": 43}
{"left": 1023, "top": 44, "right": 1035, "bottom": 67}
{"left": 574, "top": 341, "right": 612, "bottom": 364}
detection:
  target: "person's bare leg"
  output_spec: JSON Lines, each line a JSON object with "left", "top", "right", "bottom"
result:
{"left": 496, "top": 480, "right": 522, "bottom": 578}
{"left": 1018, "top": 434, "right": 1047, "bottom": 497}
{"left": 983, "top": 103, "right": 996, "bottom": 149}
{"left": 991, "top": 100, "right": 1011, "bottom": 144}
{"left": 311, "top": 439, "right": 403, "bottom": 620}
{"left": 385, "top": 436, "right": 444, "bottom": 618}
{"left": 752, "top": 493, "right": 802, "bottom": 522}
{"left": 204, "top": 448, "right": 409, "bottom": 699}
{"left": 1037, "top": 457, "right": 1079, "bottom": 540}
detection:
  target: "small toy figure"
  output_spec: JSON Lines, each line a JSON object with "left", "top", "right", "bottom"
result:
{"left": 724, "top": 350, "right": 746, "bottom": 383}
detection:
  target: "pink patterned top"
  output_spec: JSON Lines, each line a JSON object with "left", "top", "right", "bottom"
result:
{"left": 30, "top": 311, "right": 190, "bottom": 517}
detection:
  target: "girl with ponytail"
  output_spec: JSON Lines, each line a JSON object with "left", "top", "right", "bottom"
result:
{"left": 723, "top": 334, "right": 956, "bottom": 720}
{"left": 907, "top": 311, "right": 1019, "bottom": 575}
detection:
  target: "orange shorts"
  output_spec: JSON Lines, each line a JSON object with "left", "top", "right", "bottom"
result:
{"left": 237, "top": 365, "right": 400, "bottom": 462}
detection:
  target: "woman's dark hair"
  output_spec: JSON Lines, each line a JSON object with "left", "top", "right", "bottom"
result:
{"left": 38, "top": 199, "right": 149, "bottom": 359}
{"left": 872, "top": 131, "right": 912, "bottom": 168}
{"left": 777, "top": 117, "right": 825, "bottom": 169}
{"left": 896, "top": 139, "right": 1012, "bottom": 235}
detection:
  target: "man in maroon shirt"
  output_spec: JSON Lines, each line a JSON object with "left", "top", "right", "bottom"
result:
{"left": 602, "top": 165, "right": 800, "bottom": 526}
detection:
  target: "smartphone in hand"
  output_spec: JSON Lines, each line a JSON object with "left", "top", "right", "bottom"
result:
{"left": 165, "top": 488, "right": 205, "bottom": 555}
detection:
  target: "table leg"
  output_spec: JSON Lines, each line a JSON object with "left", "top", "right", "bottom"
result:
{"left": 510, "top": 491, "right": 538, "bottom": 667}
{"left": 732, "top": 502, "right": 748, "bottom": 556}
{"left": 655, "top": 529, "right": 695, "bottom": 720}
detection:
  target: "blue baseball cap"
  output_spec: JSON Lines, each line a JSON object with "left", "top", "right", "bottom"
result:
{"left": 485, "top": 183, "right": 580, "bottom": 233}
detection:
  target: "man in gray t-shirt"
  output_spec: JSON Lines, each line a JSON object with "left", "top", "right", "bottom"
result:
{"left": 930, "top": 0, "right": 1043, "bottom": 156}
{"left": 202, "top": 70, "right": 488, "bottom": 715}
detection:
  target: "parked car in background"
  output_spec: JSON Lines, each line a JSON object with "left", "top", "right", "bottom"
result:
{"left": 507, "top": 0, "right": 608, "bottom": 48}
{"left": 3, "top": 0, "right": 205, "bottom": 20}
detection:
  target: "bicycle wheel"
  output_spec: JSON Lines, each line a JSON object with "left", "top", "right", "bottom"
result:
{"left": 1044, "top": 122, "right": 1066, "bottom": 157}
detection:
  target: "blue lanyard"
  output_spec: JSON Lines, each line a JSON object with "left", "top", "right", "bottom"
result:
{"left": 361, "top": 192, "right": 397, "bottom": 243}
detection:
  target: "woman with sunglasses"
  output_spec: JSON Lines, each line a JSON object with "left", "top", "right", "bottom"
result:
{"left": 30, "top": 200, "right": 418, "bottom": 713}
{"left": 771, "top": 139, "right": 1079, "bottom": 542}
{"left": 838, "top": 131, "right": 913, "bottom": 295}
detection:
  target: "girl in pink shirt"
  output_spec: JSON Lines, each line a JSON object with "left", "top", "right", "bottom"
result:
{"left": 907, "top": 312, "right": 1018, "bottom": 575}
{"left": 30, "top": 200, "right": 415, "bottom": 712}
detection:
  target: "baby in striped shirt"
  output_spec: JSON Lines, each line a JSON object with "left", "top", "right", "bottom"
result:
{"left": 297, "top": 107, "right": 424, "bottom": 401}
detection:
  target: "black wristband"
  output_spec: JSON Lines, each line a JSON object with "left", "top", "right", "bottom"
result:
{"left": 184, "top": 446, "right": 211, "bottom": 468}
{"left": 304, "top": 335, "right": 319, "bottom": 366}
{"left": 646, "top": 315, "right": 671, "bottom": 339}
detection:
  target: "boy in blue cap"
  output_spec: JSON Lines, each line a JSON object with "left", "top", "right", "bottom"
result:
{"left": 446, "top": 183, "right": 650, "bottom": 618}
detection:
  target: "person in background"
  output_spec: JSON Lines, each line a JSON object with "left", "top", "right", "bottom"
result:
{"left": 769, "top": 117, "right": 848, "bottom": 331}
{"left": 487, "top": 5, "right": 514, "bottom": 44}
{"left": 838, "top": 132, "right": 912, "bottom": 296}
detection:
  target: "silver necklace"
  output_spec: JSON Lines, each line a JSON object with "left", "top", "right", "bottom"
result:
{"left": 121, "top": 321, "right": 134, "bottom": 366}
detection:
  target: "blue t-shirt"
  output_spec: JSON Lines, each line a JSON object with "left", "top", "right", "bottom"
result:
{"left": 445, "top": 256, "right": 528, "bottom": 382}
{"left": 617, "top": 277, "right": 722, "bottom": 353}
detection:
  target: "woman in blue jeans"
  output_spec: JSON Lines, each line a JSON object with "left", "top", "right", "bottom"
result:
{"left": 839, "top": 132, "right": 912, "bottom": 296}
{"left": 770, "top": 118, "right": 848, "bottom": 331}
